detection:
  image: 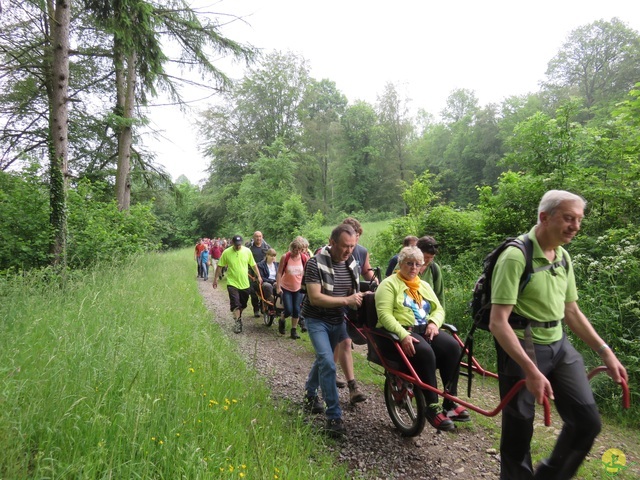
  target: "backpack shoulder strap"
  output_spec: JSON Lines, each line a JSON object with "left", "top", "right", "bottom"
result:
{"left": 429, "top": 262, "right": 440, "bottom": 285}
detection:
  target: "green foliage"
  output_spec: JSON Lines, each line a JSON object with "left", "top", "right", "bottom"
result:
{"left": 0, "top": 168, "right": 51, "bottom": 270}
{"left": 369, "top": 216, "right": 419, "bottom": 272}
{"left": 66, "top": 179, "right": 159, "bottom": 267}
{"left": 150, "top": 179, "right": 201, "bottom": 248}
{"left": 224, "top": 140, "right": 309, "bottom": 242}
{"left": 418, "top": 205, "right": 483, "bottom": 259}
{"left": 295, "top": 210, "right": 327, "bottom": 252}
{"left": 401, "top": 170, "right": 439, "bottom": 219}
{"left": 477, "top": 172, "right": 546, "bottom": 241}
{"left": 545, "top": 18, "right": 640, "bottom": 111}
{"left": 570, "top": 229, "right": 640, "bottom": 412}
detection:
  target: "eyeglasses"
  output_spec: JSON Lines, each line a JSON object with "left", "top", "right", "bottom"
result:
{"left": 405, "top": 261, "right": 423, "bottom": 268}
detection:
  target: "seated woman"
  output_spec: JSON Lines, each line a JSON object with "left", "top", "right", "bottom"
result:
{"left": 374, "top": 246, "right": 470, "bottom": 431}
{"left": 257, "top": 248, "right": 279, "bottom": 311}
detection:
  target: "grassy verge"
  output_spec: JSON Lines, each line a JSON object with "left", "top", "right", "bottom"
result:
{"left": 0, "top": 251, "right": 348, "bottom": 479}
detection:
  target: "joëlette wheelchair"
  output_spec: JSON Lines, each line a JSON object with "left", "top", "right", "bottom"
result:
{"left": 255, "top": 281, "right": 283, "bottom": 327}
{"left": 347, "top": 272, "right": 630, "bottom": 437}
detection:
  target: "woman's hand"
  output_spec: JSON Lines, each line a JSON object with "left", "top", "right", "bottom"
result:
{"left": 400, "top": 334, "right": 419, "bottom": 357}
{"left": 425, "top": 322, "right": 439, "bottom": 341}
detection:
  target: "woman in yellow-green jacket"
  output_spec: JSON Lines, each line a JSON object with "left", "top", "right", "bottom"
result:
{"left": 374, "top": 246, "right": 470, "bottom": 432}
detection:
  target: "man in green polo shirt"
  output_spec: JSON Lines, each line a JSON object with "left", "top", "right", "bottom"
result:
{"left": 489, "top": 190, "right": 627, "bottom": 480}
{"left": 213, "top": 235, "right": 262, "bottom": 334}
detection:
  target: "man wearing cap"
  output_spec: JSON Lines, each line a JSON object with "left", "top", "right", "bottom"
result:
{"left": 213, "top": 235, "right": 262, "bottom": 334}
{"left": 417, "top": 235, "right": 445, "bottom": 308}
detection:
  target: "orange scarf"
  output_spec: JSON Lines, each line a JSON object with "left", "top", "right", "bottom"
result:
{"left": 396, "top": 272, "right": 423, "bottom": 305}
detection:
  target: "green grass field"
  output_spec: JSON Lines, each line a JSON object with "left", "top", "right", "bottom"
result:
{"left": 0, "top": 252, "right": 348, "bottom": 479}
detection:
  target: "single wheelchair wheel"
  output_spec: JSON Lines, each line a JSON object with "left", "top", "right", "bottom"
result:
{"left": 263, "top": 311, "right": 274, "bottom": 326}
{"left": 384, "top": 373, "right": 426, "bottom": 437}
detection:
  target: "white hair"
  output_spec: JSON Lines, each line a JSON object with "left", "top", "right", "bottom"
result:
{"left": 538, "top": 190, "right": 586, "bottom": 223}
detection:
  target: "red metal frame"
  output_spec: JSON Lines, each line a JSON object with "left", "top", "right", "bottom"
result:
{"left": 356, "top": 321, "right": 629, "bottom": 427}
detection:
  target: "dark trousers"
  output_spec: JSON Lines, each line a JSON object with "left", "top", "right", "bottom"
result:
{"left": 496, "top": 334, "right": 601, "bottom": 480}
{"left": 375, "top": 330, "right": 461, "bottom": 405}
{"left": 250, "top": 279, "right": 260, "bottom": 313}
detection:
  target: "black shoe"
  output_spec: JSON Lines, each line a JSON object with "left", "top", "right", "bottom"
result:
{"left": 254, "top": 310, "right": 260, "bottom": 318}
{"left": 278, "top": 318, "right": 286, "bottom": 335}
{"left": 290, "top": 328, "right": 300, "bottom": 339}
{"left": 303, "top": 395, "right": 324, "bottom": 414}
{"left": 233, "top": 318, "right": 243, "bottom": 334}
{"left": 299, "top": 317, "right": 307, "bottom": 332}
{"left": 324, "top": 418, "right": 346, "bottom": 438}
{"left": 426, "top": 403, "right": 455, "bottom": 431}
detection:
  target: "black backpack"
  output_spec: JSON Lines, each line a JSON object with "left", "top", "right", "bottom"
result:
{"left": 470, "top": 233, "right": 569, "bottom": 331}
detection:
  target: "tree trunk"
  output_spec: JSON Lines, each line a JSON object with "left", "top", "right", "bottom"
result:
{"left": 114, "top": 47, "right": 137, "bottom": 211}
{"left": 47, "top": 0, "right": 71, "bottom": 266}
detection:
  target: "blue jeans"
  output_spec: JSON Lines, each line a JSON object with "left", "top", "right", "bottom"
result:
{"left": 281, "top": 288, "right": 303, "bottom": 319}
{"left": 304, "top": 317, "right": 349, "bottom": 420}
{"left": 201, "top": 262, "right": 209, "bottom": 280}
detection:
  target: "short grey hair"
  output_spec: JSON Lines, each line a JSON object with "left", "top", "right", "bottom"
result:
{"left": 538, "top": 190, "right": 586, "bottom": 223}
{"left": 397, "top": 246, "right": 424, "bottom": 265}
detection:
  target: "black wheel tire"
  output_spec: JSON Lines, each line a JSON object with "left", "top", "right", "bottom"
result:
{"left": 384, "top": 373, "right": 426, "bottom": 437}
{"left": 263, "top": 311, "right": 274, "bottom": 326}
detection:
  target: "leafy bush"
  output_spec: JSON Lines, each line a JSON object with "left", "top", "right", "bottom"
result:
{"left": 0, "top": 168, "right": 52, "bottom": 270}
{"left": 66, "top": 179, "right": 159, "bottom": 267}
{"left": 477, "top": 172, "right": 546, "bottom": 241}
{"left": 418, "top": 205, "right": 483, "bottom": 259}
{"left": 570, "top": 228, "right": 640, "bottom": 414}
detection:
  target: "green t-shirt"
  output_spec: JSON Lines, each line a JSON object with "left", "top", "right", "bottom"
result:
{"left": 491, "top": 226, "right": 577, "bottom": 344}
{"left": 218, "top": 246, "right": 256, "bottom": 290}
{"left": 419, "top": 262, "right": 445, "bottom": 309}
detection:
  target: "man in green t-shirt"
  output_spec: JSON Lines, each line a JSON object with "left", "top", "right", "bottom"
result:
{"left": 489, "top": 190, "right": 627, "bottom": 479}
{"left": 213, "top": 235, "right": 262, "bottom": 334}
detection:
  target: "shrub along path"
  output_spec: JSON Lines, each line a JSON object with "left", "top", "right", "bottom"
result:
{"left": 198, "top": 278, "right": 638, "bottom": 479}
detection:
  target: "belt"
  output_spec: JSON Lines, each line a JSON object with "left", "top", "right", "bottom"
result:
{"left": 405, "top": 324, "right": 427, "bottom": 335}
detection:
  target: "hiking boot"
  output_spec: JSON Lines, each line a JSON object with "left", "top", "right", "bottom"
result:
{"left": 324, "top": 418, "right": 346, "bottom": 438}
{"left": 278, "top": 318, "right": 286, "bottom": 335}
{"left": 303, "top": 395, "right": 324, "bottom": 414}
{"left": 426, "top": 403, "right": 455, "bottom": 431}
{"left": 299, "top": 317, "right": 307, "bottom": 332}
{"left": 233, "top": 318, "right": 243, "bottom": 334}
{"left": 290, "top": 328, "right": 300, "bottom": 339}
{"left": 444, "top": 402, "right": 471, "bottom": 422}
{"left": 348, "top": 379, "right": 366, "bottom": 403}
{"left": 253, "top": 309, "right": 260, "bottom": 318}
{"left": 336, "top": 378, "right": 347, "bottom": 389}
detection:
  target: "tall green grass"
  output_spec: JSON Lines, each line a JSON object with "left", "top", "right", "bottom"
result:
{"left": 0, "top": 252, "right": 348, "bottom": 479}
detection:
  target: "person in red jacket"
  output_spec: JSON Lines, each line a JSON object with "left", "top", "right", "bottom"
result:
{"left": 195, "top": 239, "right": 207, "bottom": 278}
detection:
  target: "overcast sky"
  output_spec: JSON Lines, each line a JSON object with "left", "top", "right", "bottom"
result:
{"left": 147, "top": 0, "right": 640, "bottom": 184}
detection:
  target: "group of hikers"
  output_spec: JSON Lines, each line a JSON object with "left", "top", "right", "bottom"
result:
{"left": 198, "top": 191, "right": 628, "bottom": 480}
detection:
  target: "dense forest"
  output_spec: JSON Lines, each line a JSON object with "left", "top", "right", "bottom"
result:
{"left": 1, "top": 4, "right": 638, "bottom": 417}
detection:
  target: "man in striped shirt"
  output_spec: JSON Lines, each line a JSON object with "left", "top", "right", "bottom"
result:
{"left": 301, "top": 224, "right": 363, "bottom": 438}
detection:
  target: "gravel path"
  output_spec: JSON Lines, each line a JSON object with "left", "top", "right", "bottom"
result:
{"left": 198, "top": 279, "right": 637, "bottom": 479}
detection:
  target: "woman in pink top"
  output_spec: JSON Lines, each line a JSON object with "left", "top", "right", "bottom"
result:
{"left": 276, "top": 237, "right": 309, "bottom": 339}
